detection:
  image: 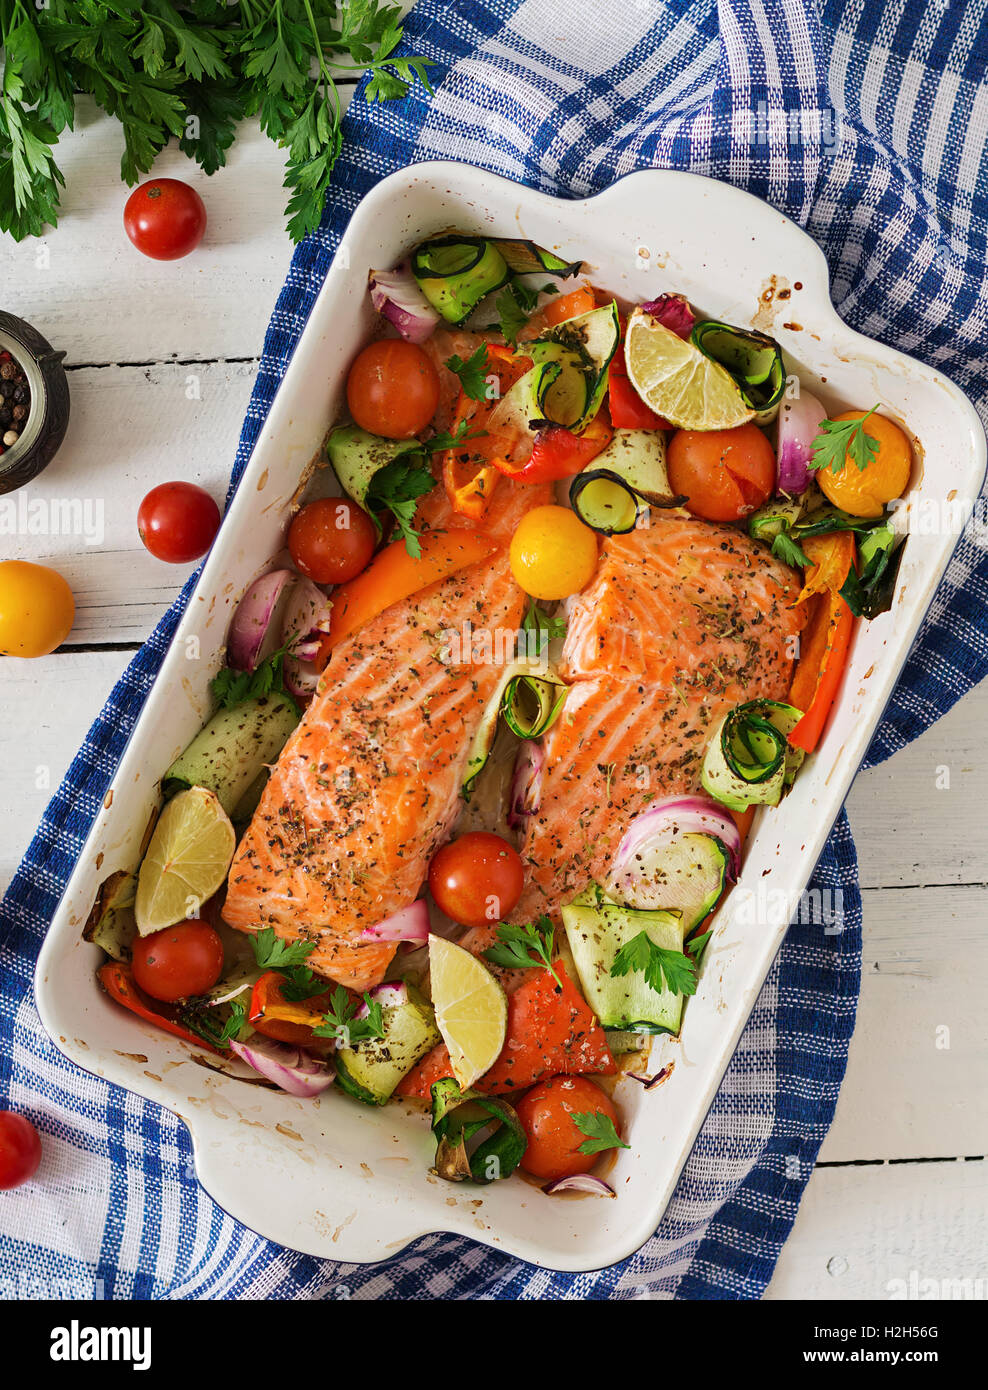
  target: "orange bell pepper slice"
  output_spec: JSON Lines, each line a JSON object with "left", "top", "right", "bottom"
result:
{"left": 98, "top": 961, "right": 218, "bottom": 1052}
{"left": 248, "top": 969, "right": 333, "bottom": 1046}
{"left": 542, "top": 284, "right": 597, "bottom": 327}
{"left": 795, "top": 530, "right": 855, "bottom": 606}
{"left": 441, "top": 344, "right": 532, "bottom": 520}
{"left": 314, "top": 528, "right": 499, "bottom": 667}
{"left": 788, "top": 589, "right": 855, "bottom": 753}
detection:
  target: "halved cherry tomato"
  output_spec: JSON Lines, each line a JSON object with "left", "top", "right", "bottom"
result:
{"left": 98, "top": 961, "right": 217, "bottom": 1051}
{"left": 667, "top": 424, "right": 776, "bottom": 522}
{"left": 131, "top": 920, "right": 224, "bottom": 1003}
{"left": 249, "top": 970, "right": 333, "bottom": 1046}
{"left": 0, "top": 1112, "right": 42, "bottom": 1190}
{"left": 288, "top": 497, "right": 377, "bottom": 584}
{"left": 428, "top": 832, "right": 524, "bottom": 928}
{"left": 346, "top": 340, "right": 440, "bottom": 440}
{"left": 516, "top": 1075, "right": 622, "bottom": 1182}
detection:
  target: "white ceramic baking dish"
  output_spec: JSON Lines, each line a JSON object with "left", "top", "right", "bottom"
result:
{"left": 34, "top": 164, "right": 986, "bottom": 1272}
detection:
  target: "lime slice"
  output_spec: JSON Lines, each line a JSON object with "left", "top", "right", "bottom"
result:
{"left": 428, "top": 935, "right": 507, "bottom": 1089}
{"left": 135, "top": 786, "right": 236, "bottom": 936}
{"left": 624, "top": 307, "right": 755, "bottom": 430}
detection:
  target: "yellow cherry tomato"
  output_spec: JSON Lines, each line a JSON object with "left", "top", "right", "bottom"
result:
{"left": 817, "top": 410, "right": 912, "bottom": 518}
{"left": 509, "top": 505, "right": 598, "bottom": 600}
{"left": 0, "top": 561, "right": 75, "bottom": 657}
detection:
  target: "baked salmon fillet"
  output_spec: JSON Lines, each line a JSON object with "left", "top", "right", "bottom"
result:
{"left": 465, "top": 514, "right": 803, "bottom": 944}
{"left": 221, "top": 481, "right": 549, "bottom": 990}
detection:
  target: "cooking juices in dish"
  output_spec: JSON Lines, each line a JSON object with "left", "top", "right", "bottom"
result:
{"left": 87, "top": 232, "right": 913, "bottom": 1193}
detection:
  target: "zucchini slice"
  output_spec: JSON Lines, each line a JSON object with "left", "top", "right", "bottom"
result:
{"left": 561, "top": 898, "right": 687, "bottom": 1034}
{"left": 570, "top": 470, "right": 640, "bottom": 535}
{"left": 491, "top": 238, "right": 583, "bottom": 279}
{"left": 335, "top": 985, "right": 440, "bottom": 1106}
{"left": 528, "top": 301, "right": 620, "bottom": 433}
{"left": 605, "top": 831, "right": 730, "bottom": 931}
{"left": 162, "top": 694, "right": 299, "bottom": 817}
{"left": 691, "top": 319, "right": 786, "bottom": 413}
{"left": 326, "top": 426, "right": 424, "bottom": 528}
{"left": 410, "top": 236, "right": 510, "bottom": 323}
{"left": 748, "top": 497, "right": 804, "bottom": 544}
{"left": 461, "top": 658, "right": 567, "bottom": 796}
{"left": 83, "top": 868, "right": 138, "bottom": 961}
{"left": 700, "top": 699, "right": 804, "bottom": 812}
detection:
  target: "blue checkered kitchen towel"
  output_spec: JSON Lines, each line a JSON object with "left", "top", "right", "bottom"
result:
{"left": 2, "top": 0, "right": 988, "bottom": 1301}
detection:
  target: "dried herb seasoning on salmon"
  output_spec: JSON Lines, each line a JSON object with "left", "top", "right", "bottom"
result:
{"left": 90, "top": 233, "right": 912, "bottom": 1192}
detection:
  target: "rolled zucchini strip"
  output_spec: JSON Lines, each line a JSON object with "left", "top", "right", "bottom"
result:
{"left": 700, "top": 699, "right": 804, "bottom": 811}
{"left": 411, "top": 236, "right": 510, "bottom": 322}
{"left": 691, "top": 320, "right": 786, "bottom": 413}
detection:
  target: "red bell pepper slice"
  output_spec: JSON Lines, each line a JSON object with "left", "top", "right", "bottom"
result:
{"left": 397, "top": 962, "right": 615, "bottom": 1099}
{"left": 248, "top": 969, "right": 333, "bottom": 1047}
{"left": 98, "top": 961, "right": 218, "bottom": 1052}
{"left": 493, "top": 412, "right": 613, "bottom": 484}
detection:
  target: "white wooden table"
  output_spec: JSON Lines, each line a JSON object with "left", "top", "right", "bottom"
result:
{"left": 2, "top": 97, "right": 985, "bottom": 1300}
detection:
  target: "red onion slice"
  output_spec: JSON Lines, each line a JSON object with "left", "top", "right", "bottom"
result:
{"left": 639, "top": 292, "right": 695, "bottom": 340}
{"left": 369, "top": 263, "right": 440, "bottom": 344}
{"left": 627, "top": 1064, "right": 674, "bottom": 1091}
{"left": 610, "top": 795, "right": 742, "bottom": 881}
{"left": 229, "top": 1037, "right": 335, "bottom": 1097}
{"left": 227, "top": 569, "right": 294, "bottom": 672}
{"left": 508, "top": 740, "right": 544, "bottom": 829}
{"left": 281, "top": 577, "right": 333, "bottom": 661}
{"left": 776, "top": 389, "right": 826, "bottom": 495}
{"left": 355, "top": 981, "right": 408, "bottom": 1016}
{"left": 283, "top": 654, "right": 322, "bottom": 699}
{"left": 360, "top": 900, "right": 429, "bottom": 945}
{"left": 542, "top": 1174, "right": 616, "bottom": 1197}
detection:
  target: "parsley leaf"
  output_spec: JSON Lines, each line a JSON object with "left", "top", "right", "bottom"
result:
{"left": 249, "top": 928, "right": 327, "bottom": 1001}
{"left": 494, "top": 284, "right": 531, "bottom": 346}
{"left": 609, "top": 931, "right": 699, "bottom": 997}
{"left": 424, "top": 419, "right": 490, "bottom": 455}
{"left": 210, "top": 645, "right": 300, "bottom": 715}
{"left": 572, "top": 1111, "right": 630, "bottom": 1156}
{"left": 445, "top": 344, "right": 491, "bottom": 402}
{"left": 771, "top": 529, "right": 810, "bottom": 567}
{"left": 313, "top": 985, "right": 386, "bottom": 1046}
{"left": 522, "top": 600, "right": 567, "bottom": 643}
{"left": 482, "top": 917, "right": 562, "bottom": 988}
{"left": 180, "top": 998, "right": 246, "bottom": 1049}
{"left": 365, "top": 454, "right": 437, "bottom": 559}
{"left": 808, "top": 407, "right": 881, "bottom": 476}
{"left": 686, "top": 930, "right": 712, "bottom": 967}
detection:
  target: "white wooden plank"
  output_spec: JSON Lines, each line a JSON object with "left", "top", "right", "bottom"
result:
{"left": 1, "top": 360, "right": 258, "bottom": 644}
{"left": 0, "top": 650, "right": 130, "bottom": 894}
{"left": 765, "top": 1159, "right": 988, "bottom": 1299}
{"left": 846, "top": 682, "right": 988, "bottom": 890}
{"left": 821, "top": 883, "right": 988, "bottom": 1162}
{"left": 0, "top": 94, "right": 346, "bottom": 364}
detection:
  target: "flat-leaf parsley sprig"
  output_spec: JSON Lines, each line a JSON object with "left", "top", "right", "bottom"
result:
{"left": 809, "top": 406, "right": 880, "bottom": 476}
{"left": 313, "top": 984, "right": 386, "bottom": 1046}
{"left": 609, "top": 930, "right": 699, "bottom": 997}
{"left": 482, "top": 917, "right": 562, "bottom": 989}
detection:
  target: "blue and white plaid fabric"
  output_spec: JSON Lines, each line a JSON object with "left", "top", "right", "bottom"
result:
{"left": 2, "top": 0, "right": 986, "bottom": 1300}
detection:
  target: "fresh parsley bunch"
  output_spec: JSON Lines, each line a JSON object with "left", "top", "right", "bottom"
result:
{"left": 0, "top": 0, "right": 432, "bottom": 242}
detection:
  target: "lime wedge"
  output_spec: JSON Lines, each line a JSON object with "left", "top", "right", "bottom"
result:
{"left": 135, "top": 786, "right": 236, "bottom": 936}
{"left": 428, "top": 935, "right": 507, "bottom": 1089}
{"left": 624, "top": 307, "right": 755, "bottom": 430}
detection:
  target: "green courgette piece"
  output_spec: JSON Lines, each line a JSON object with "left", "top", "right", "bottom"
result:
{"left": 335, "top": 985, "right": 440, "bottom": 1106}
{"left": 430, "top": 1078, "right": 527, "bottom": 1183}
{"left": 792, "top": 504, "right": 892, "bottom": 539}
{"left": 700, "top": 699, "right": 804, "bottom": 812}
{"left": 584, "top": 428, "right": 680, "bottom": 506}
{"left": 839, "top": 522, "right": 903, "bottom": 618}
{"left": 326, "top": 427, "right": 424, "bottom": 529}
{"left": 604, "top": 1029, "right": 649, "bottom": 1055}
{"left": 162, "top": 694, "right": 299, "bottom": 817}
{"left": 570, "top": 471, "right": 640, "bottom": 535}
{"left": 691, "top": 320, "right": 786, "bottom": 412}
{"left": 748, "top": 497, "right": 804, "bottom": 544}
{"left": 461, "top": 658, "right": 567, "bottom": 796}
{"left": 83, "top": 868, "right": 138, "bottom": 961}
{"left": 528, "top": 301, "right": 620, "bottom": 432}
{"left": 561, "top": 899, "right": 687, "bottom": 1034}
{"left": 491, "top": 238, "right": 583, "bottom": 279}
{"left": 411, "top": 236, "right": 510, "bottom": 322}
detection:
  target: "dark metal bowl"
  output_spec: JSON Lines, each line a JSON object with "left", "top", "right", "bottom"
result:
{"left": 0, "top": 311, "right": 70, "bottom": 495}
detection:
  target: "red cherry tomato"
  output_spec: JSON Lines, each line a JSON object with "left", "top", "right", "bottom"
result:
{"left": 123, "top": 178, "right": 207, "bottom": 261}
{"left": 667, "top": 424, "right": 776, "bottom": 522}
{"left": 249, "top": 970, "right": 333, "bottom": 1046}
{"left": 138, "top": 482, "right": 221, "bottom": 563}
{"left": 428, "top": 831, "right": 524, "bottom": 929}
{"left": 131, "top": 920, "right": 224, "bottom": 1003}
{"left": 288, "top": 497, "right": 377, "bottom": 584}
{"left": 0, "top": 1111, "right": 42, "bottom": 1190}
{"left": 516, "top": 1076, "right": 622, "bottom": 1182}
{"left": 346, "top": 340, "right": 440, "bottom": 440}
